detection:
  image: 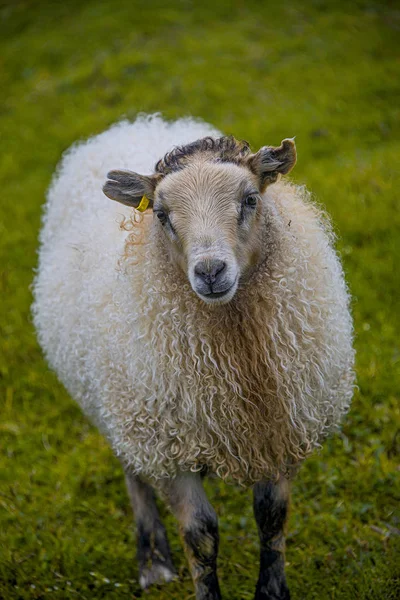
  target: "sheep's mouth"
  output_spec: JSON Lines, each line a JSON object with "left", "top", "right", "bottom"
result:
{"left": 196, "top": 277, "right": 238, "bottom": 304}
{"left": 205, "top": 289, "right": 233, "bottom": 299}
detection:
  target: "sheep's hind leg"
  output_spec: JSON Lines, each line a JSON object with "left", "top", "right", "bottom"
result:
{"left": 253, "top": 477, "right": 290, "bottom": 600}
{"left": 124, "top": 471, "right": 177, "bottom": 589}
{"left": 163, "top": 472, "right": 221, "bottom": 600}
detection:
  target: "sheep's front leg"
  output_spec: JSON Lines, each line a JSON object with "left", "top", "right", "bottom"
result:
{"left": 164, "top": 473, "right": 221, "bottom": 600}
{"left": 124, "top": 471, "right": 177, "bottom": 589}
{"left": 253, "top": 477, "right": 290, "bottom": 600}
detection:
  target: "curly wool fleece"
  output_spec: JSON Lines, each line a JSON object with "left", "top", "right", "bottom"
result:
{"left": 33, "top": 115, "right": 355, "bottom": 484}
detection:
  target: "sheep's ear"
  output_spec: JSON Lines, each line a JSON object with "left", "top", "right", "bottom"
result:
{"left": 103, "top": 170, "right": 162, "bottom": 208}
{"left": 247, "top": 138, "right": 296, "bottom": 190}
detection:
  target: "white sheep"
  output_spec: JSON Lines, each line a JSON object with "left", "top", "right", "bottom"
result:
{"left": 33, "top": 114, "right": 354, "bottom": 600}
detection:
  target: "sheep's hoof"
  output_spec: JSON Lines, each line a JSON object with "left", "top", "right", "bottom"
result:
{"left": 255, "top": 580, "right": 290, "bottom": 600}
{"left": 254, "top": 587, "right": 290, "bottom": 600}
{"left": 139, "top": 561, "right": 177, "bottom": 589}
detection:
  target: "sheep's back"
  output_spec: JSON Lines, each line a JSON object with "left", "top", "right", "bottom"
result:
{"left": 33, "top": 116, "right": 355, "bottom": 484}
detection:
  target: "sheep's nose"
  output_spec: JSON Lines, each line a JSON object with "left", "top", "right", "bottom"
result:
{"left": 194, "top": 259, "right": 227, "bottom": 285}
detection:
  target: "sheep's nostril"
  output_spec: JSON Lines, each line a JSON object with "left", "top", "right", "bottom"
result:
{"left": 211, "top": 261, "right": 227, "bottom": 284}
{"left": 195, "top": 260, "right": 227, "bottom": 285}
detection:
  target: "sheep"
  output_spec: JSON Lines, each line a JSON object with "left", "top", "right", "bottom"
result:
{"left": 33, "top": 114, "right": 355, "bottom": 600}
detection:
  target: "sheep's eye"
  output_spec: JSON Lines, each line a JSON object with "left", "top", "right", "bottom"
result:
{"left": 155, "top": 210, "right": 168, "bottom": 225}
{"left": 244, "top": 195, "right": 258, "bottom": 208}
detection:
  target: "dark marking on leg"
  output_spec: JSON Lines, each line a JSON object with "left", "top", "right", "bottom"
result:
{"left": 253, "top": 478, "right": 291, "bottom": 600}
{"left": 183, "top": 510, "right": 221, "bottom": 600}
{"left": 124, "top": 471, "right": 176, "bottom": 589}
{"left": 163, "top": 473, "right": 221, "bottom": 600}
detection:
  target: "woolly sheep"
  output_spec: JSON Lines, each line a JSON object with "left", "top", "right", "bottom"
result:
{"left": 33, "top": 114, "right": 355, "bottom": 600}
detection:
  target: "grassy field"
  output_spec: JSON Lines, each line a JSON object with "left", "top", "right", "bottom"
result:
{"left": 1, "top": 0, "right": 399, "bottom": 598}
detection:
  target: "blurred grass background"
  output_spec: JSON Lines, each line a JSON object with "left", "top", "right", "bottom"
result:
{"left": 0, "top": 0, "right": 399, "bottom": 598}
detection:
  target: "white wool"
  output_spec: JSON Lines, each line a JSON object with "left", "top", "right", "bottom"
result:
{"left": 33, "top": 114, "right": 355, "bottom": 484}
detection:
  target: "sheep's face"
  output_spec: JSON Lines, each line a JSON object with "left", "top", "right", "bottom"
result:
{"left": 103, "top": 137, "right": 296, "bottom": 305}
{"left": 153, "top": 161, "right": 264, "bottom": 304}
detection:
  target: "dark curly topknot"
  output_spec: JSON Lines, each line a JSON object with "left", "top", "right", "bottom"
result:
{"left": 155, "top": 135, "right": 251, "bottom": 175}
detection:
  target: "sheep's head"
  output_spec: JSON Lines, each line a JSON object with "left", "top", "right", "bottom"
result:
{"left": 103, "top": 135, "right": 296, "bottom": 304}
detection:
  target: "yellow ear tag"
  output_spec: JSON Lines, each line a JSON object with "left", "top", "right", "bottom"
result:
{"left": 136, "top": 195, "right": 150, "bottom": 212}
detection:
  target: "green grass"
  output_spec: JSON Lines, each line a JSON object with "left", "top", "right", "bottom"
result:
{"left": 1, "top": 0, "right": 399, "bottom": 598}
